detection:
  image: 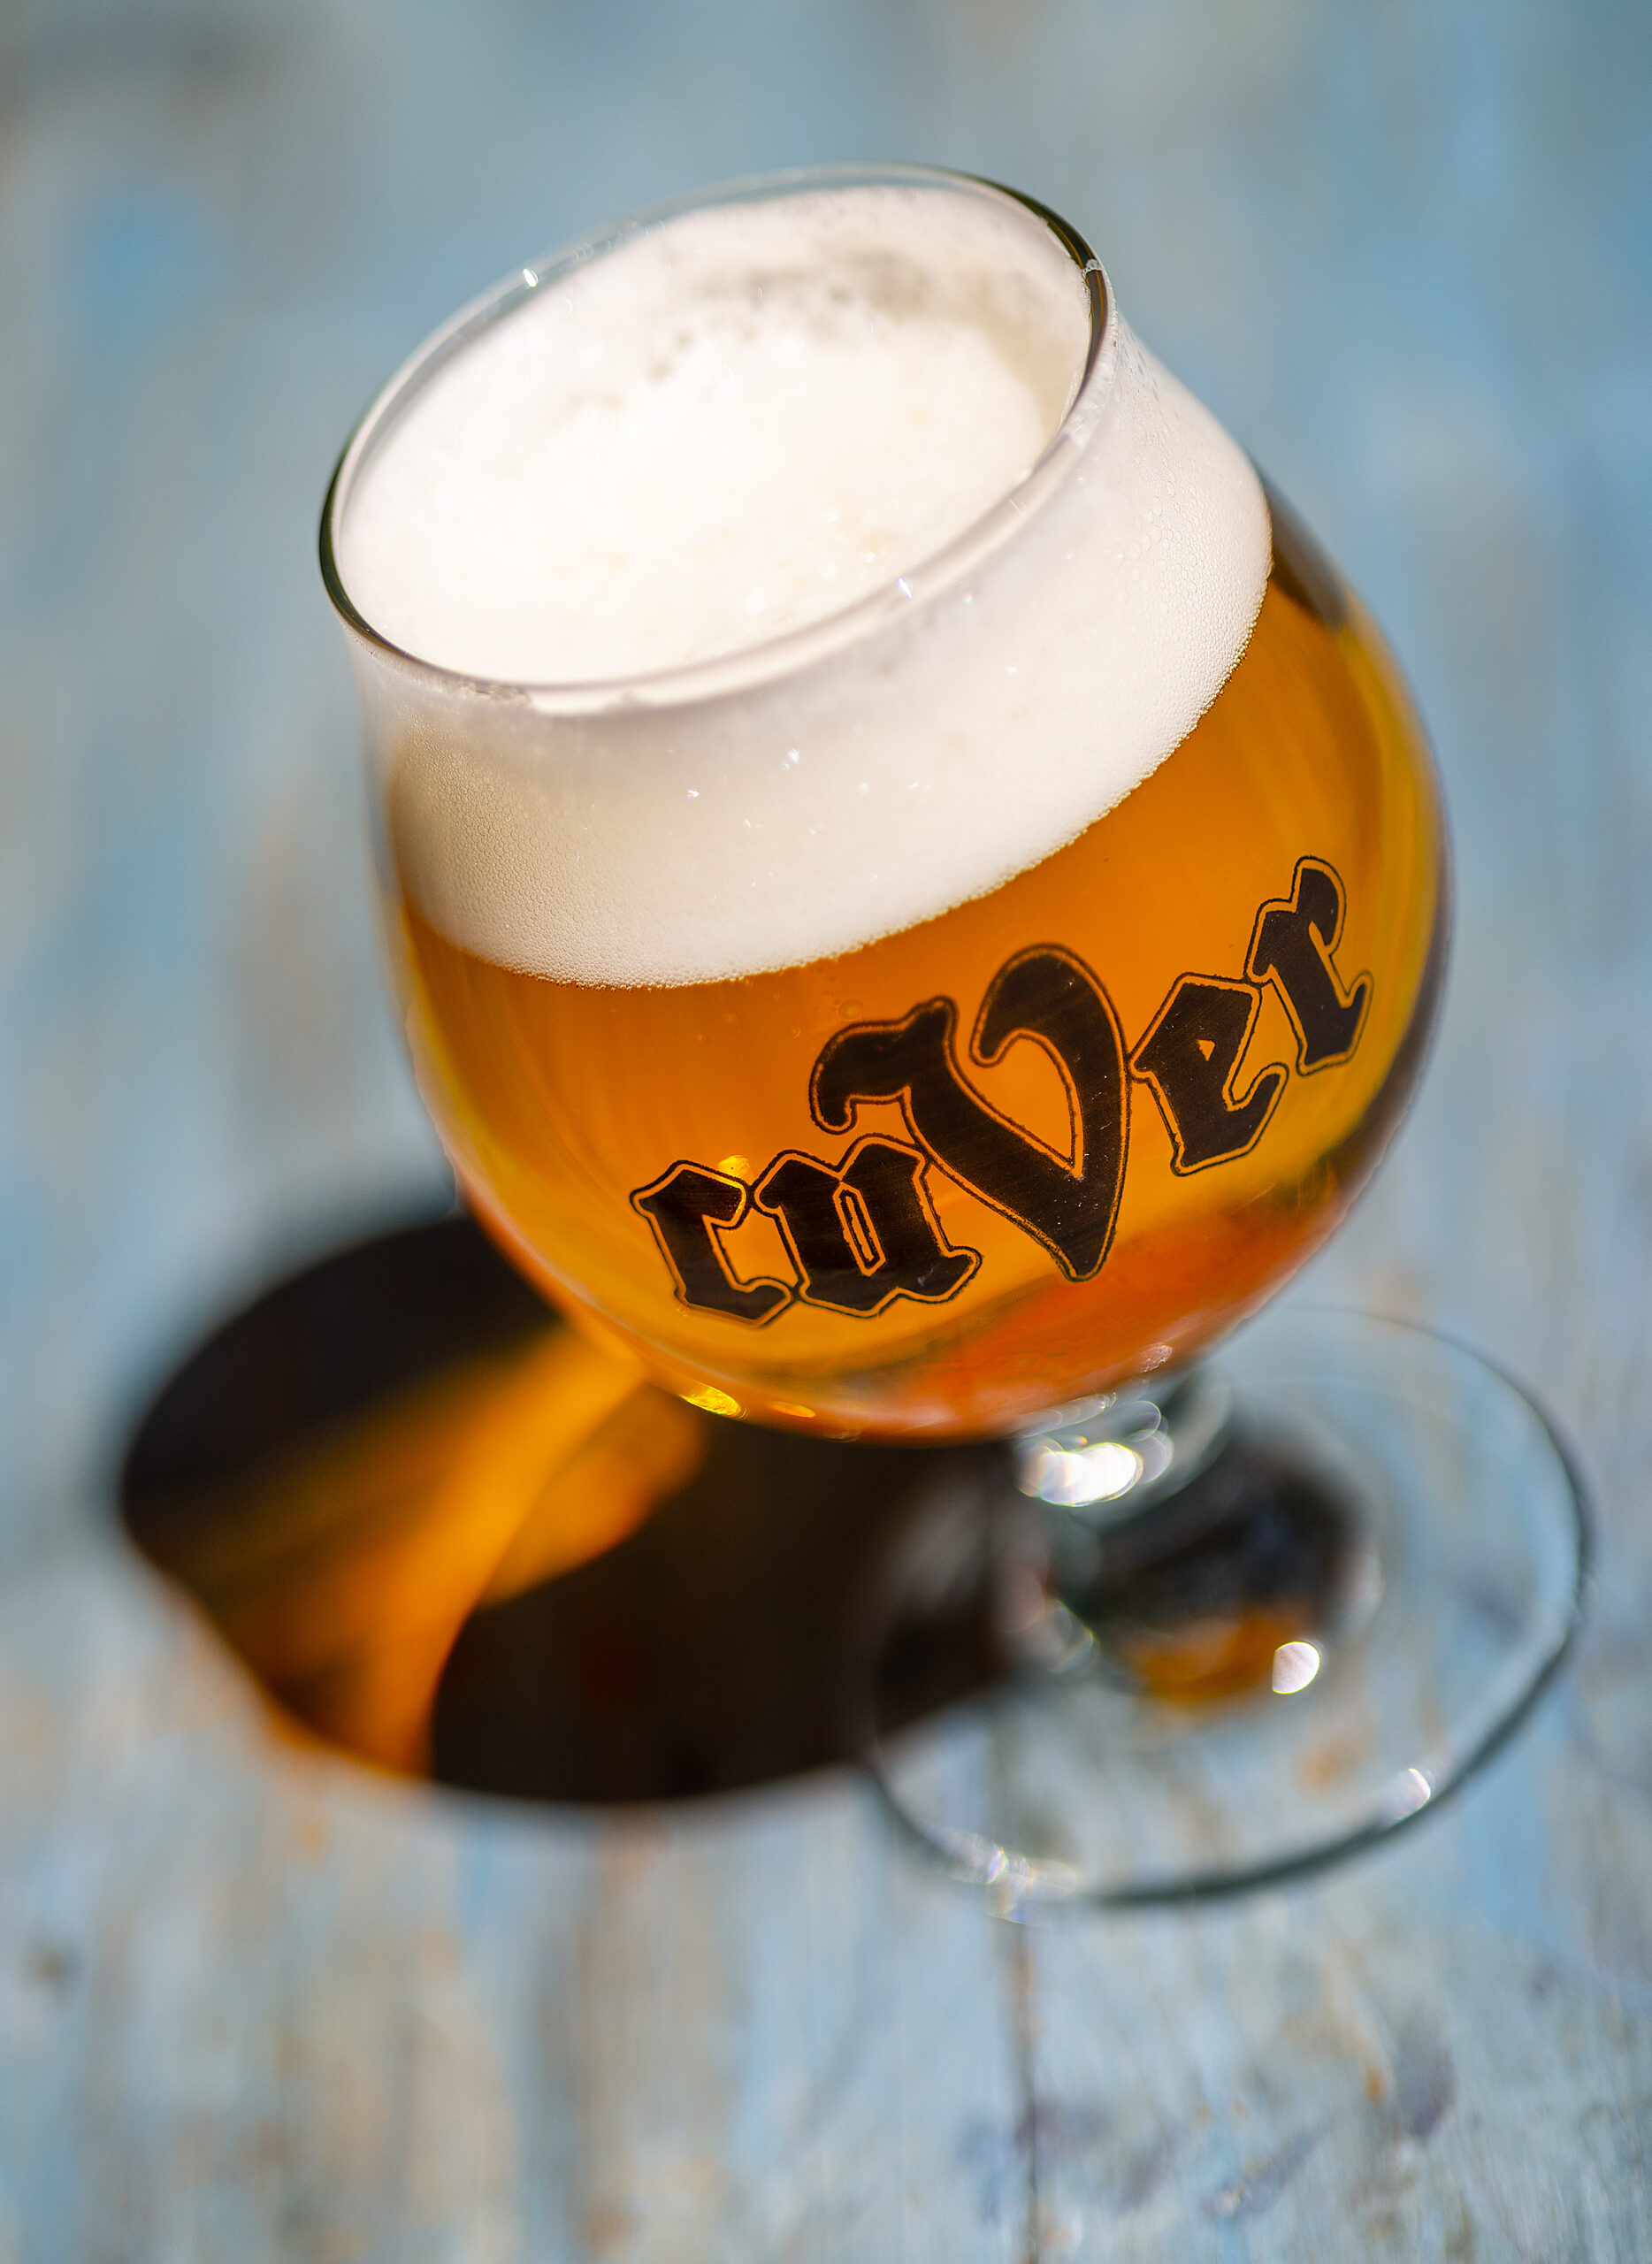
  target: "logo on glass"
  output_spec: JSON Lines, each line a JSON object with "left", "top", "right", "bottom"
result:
{"left": 632, "top": 856, "right": 1369, "bottom": 1325}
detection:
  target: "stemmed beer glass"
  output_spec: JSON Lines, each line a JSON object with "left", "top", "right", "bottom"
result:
{"left": 322, "top": 165, "right": 1583, "bottom": 1906}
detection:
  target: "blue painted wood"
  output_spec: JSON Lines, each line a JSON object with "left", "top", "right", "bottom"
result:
{"left": 1, "top": 0, "right": 1649, "bottom": 2253}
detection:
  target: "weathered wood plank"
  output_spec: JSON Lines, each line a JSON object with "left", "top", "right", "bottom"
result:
{"left": 0, "top": 1547, "right": 1026, "bottom": 2260}
{"left": 2, "top": 0, "right": 1650, "bottom": 2254}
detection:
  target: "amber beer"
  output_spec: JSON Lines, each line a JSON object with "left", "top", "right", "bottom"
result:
{"left": 327, "top": 174, "right": 1444, "bottom": 1441}
{"left": 386, "top": 525, "right": 1441, "bottom": 1439}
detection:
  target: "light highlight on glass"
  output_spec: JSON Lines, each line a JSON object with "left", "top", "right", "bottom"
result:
{"left": 1271, "top": 1639, "right": 1322, "bottom": 1694}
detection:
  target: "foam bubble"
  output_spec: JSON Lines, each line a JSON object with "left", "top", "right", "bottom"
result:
{"left": 336, "top": 182, "right": 1271, "bottom": 986}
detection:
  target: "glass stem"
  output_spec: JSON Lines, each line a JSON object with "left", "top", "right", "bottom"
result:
{"left": 1006, "top": 1365, "right": 1359, "bottom": 1702}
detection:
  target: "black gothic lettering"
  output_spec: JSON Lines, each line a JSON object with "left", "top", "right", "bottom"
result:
{"left": 810, "top": 946, "right": 1129, "bottom": 1282}
{"left": 753, "top": 1136, "right": 979, "bottom": 1315}
{"left": 1130, "top": 975, "right": 1288, "bottom": 1174}
{"left": 630, "top": 1162, "right": 792, "bottom": 1325}
{"left": 1248, "top": 858, "right": 1370, "bottom": 1070}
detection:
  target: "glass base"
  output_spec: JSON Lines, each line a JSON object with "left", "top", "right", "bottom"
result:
{"left": 861, "top": 1308, "right": 1588, "bottom": 1916}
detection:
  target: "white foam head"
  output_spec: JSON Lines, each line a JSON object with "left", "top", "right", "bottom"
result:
{"left": 331, "top": 176, "right": 1271, "bottom": 985}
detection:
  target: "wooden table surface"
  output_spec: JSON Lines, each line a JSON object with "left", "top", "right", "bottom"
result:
{"left": 3, "top": 0, "right": 1650, "bottom": 2254}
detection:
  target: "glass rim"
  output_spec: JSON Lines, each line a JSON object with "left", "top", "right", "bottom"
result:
{"left": 318, "top": 162, "right": 1111, "bottom": 715}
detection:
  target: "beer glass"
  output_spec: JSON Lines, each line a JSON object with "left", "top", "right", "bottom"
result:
{"left": 322, "top": 166, "right": 1584, "bottom": 1905}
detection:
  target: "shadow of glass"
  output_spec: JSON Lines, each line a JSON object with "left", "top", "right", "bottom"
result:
{"left": 119, "top": 1216, "right": 1000, "bottom": 1801}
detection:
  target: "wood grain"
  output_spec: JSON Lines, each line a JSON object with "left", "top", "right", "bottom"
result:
{"left": 2, "top": 0, "right": 1649, "bottom": 2253}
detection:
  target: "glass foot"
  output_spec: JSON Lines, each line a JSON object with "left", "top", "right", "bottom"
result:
{"left": 860, "top": 1308, "right": 1588, "bottom": 1916}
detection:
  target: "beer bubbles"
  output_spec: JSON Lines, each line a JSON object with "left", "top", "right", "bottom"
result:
{"left": 333, "top": 181, "right": 1269, "bottom": 992}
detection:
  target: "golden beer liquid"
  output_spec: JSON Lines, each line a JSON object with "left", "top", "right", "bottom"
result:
{"left": 386, "top": 508, "right": 1445, "bottom": 1441}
